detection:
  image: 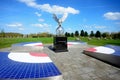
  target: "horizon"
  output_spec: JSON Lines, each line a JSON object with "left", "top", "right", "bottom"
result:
{"left": 0, "top": 0, "right": 120, "bottom": 34}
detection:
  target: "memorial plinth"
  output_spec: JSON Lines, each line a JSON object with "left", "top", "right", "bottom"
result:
{"left": 53, "top": 36, "right": 68, "bottom": 52}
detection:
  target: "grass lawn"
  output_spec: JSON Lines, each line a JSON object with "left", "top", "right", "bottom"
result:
{"left": 0, "top": 37, "right": 53, "bottom": 49}
{"left": 0, "top": 37, "right": 120, "bottom": 49}
{"left": 80, "top": 37, "right": 120, "bottom": 46}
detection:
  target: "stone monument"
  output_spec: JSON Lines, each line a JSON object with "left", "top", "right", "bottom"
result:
{"left": 53, "top": 13, "right": 68, "bottom": 52}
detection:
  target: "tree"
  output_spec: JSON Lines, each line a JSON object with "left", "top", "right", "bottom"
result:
{"left": 95, "top": 31, "right": 101, "bottom": 38}
{"left": 118, "top": 32, "right": 120, "bottom": 39}
{"left": 65, "top": 32, "right": 70, "bottom": 37}
{"left": 67, "top": 33, "right": 71, "bottom": 37}
{"left": 84, "top": 31, "right": 88, "bottom": 37}
{"left": 71, "top": 33, "right": 74, "bottom": 37}
{"left": 65, "top": 32, "right": 68, "bottom": 37}
{"left": 90, "top": 31, "right": 94, "bottom": 37}
{"left": 80, "top": 30, "right": 84, "bottom": 37}
{"left": 75, "top": 31, "right": 79, "bottom": 37}
{"left": 102, "top": 32, "right": 107, "bottom": 38}
{"left": 0, "top": 29, "right": 5, "bottom": 38}
{"left": 113, "top": 33, "right": 118, "bottom": 39}
{"left": 111, "top": 32, "right": 120, "bottom": 39}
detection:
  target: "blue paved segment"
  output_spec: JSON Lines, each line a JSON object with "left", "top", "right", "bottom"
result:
{"left": 105, "top": 45, "right": 120, "bottom": 56}
{"left": 12, "top": 42, "right": 42, "bottom": 46}
{"left": 0, "top": 52, "right": 62, "bottom": 79}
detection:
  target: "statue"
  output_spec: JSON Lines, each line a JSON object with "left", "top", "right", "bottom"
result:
{"left": 53, "top": 13, "right": 68, "bottom": 36}
{"left": 52, "top": 13, "right": 68, "bottom": 52}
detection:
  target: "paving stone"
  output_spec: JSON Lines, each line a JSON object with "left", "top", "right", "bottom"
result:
{"left": 99, "top": 75, "right": 113, "bottom": 80}
{"left": 80, "top": 74, "right": 93, "bottom": 80}
{"left": 87, "top": 72, "right": 99, "bottom": 79}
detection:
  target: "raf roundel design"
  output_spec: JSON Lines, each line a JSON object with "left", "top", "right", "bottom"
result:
{"left": 67, "top": 42, "right": 80, "bottom": 45}
{"left": 84, "top": 45, "right": 120, "bottom": 68}
{"left": 67, "top": 41, "right": 87, "bottom": 48}
{"left": 0, "top": 52, "right": 62, "bottom": 79}
{"left": 8, "top": 52, "right": 52, "bottom": 63}
{"left": 94, "top": 46, "right": 115, "bottom": 54}
{"left": 86, "top": 48, "right": 96, "bottom": 52}
{"left": 23, "top": 42, "right": 43, "bottom": 46}
{"left": 86, "top": 46, "right": 115, "bottom": 54}
{"left": 29, "top": 52, "right": 48, "bottom": 57}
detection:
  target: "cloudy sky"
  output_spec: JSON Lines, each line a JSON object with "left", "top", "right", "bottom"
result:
{"left": 0, "top": 0, "right": 120, "bottom": 34}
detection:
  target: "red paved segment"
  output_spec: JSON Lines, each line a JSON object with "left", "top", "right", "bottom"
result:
{"left": 86, "top": 48, "right": 96, "bottom": 52}
{"left": 30, "top": 52, "right": 48, "bottom": 57}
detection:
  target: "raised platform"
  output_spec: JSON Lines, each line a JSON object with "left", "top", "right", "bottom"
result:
{"left": 84, "top": 45, "right": 120, "bottom": 68}
{"left": 11, "top": 42, "right": 44, "bottom": 52}
{"left": 0, "top": 52, "right": 62, "bottom": 80}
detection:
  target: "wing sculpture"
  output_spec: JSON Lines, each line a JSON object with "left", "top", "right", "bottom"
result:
{"left": 53, "top": 13, "right": 67, "bottom": 36}
{"left": 53, "top": 14, "right": 59, "bottom": 23}
{"left": 59, "top": 13, "right": 68, "bottom": 23}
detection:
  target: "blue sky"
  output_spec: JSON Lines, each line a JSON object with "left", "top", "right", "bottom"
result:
{"left": 0, "top": 0, "right": 120, "bottom": 34}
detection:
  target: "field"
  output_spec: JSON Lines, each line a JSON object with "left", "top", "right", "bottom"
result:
{"left": 80, "top": 37, "right": 120, "bottom": 46}
{"left": 0, "top": 37, "right": 120, "bottom": 49}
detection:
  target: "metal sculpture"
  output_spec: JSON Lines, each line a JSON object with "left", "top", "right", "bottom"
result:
{"left": 53, "top": 13, "right": 68, "bottom": 36}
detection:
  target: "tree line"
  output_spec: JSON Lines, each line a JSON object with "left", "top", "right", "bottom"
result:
{"left": 0, "top": 29, "right": 120, "bottom": 39}
{"left": 65, "top": 30, "right": 120, "bottom": 39}
{"left": 0, "top": 32, "right": 23, "bottom": 38}
{"left": 0, "top": 29, "right": 53, "bottom": 38}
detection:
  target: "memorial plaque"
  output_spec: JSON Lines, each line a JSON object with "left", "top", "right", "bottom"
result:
{"left": 53, "top": 37, "right": 68, "bottom": 52}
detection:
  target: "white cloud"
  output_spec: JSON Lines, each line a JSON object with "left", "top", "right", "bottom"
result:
{"left": 59, "top": 13, "right": 68, "bottom": 23}
{"left": 6, "top": 23, "right": 24, "bottom": 31}
{"left": 38, "top": 18, "right": 44, "bottom": 22}
{"left": 31, "top": 23, "right": 51, "bottom": 32}
{"left": 18, "top": 28, "right": 24, "bottom": 30}
{"left": 18, "top": 0, "right": 79, "bottom": 24}
{"left": 19, "top": 0, "right": 37, "bottom": 7}
{"left": 79, "top": 24, "right": 107, "bottom": 31}
{"left": 40, "top": 4, "right": 79, "bottom": 14}
{"left": 35, "top": 12, "right": 41, "bottom": 17}
{"left": 31, "top": 23, "right": 51, "bottom": 28}
{"left": 6, "top": 23, "right": 23, "bottom": 27}
{"left": 104, "top": 12, "right": 120, "bottom": 20}
{"left": 18, "top": 0, "right": 79, "bottom": 15}
{"left": 31, "top": 23, "right": 43, "bottom": 28}
{"left": 95, "top": 25, "right": 106, "bottom": 29}
{"left": 66, "top": 28, "right": 72, "bottom": 32}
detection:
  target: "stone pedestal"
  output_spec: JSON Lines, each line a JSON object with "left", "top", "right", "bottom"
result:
{"left": 53, "top": 37, "right": 68, "bottom": 52}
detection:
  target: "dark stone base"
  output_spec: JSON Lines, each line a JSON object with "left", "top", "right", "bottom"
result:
{"left": 53, "top": 37, "right": 68, "bottom": 52}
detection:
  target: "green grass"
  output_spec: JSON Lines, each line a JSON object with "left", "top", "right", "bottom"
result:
{"left": 0, "top": 37, "right": 53, "bottom": 49}
{"left": 80, "top": 37, "right": 120, "bottom": 46}
{"left": 0, "top": 37, "right": 120, "bottom": 49}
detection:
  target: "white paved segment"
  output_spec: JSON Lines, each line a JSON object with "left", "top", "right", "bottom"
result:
{"left": 24, "top": 43, "right": 43, "bottom": 46}
{"left": 94, "top": 46, "right": 115, "bottom": 54}
{"left": 8, "top": 52, "right": 52, "bottom": 63}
